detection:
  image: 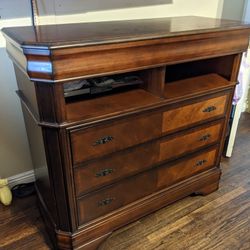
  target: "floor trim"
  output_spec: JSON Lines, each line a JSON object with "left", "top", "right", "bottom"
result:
{"left": 7, "top": 170, "right": 35, "bottom": 187}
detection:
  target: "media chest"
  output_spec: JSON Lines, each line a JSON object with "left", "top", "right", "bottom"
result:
{"left": 2, "top": 16, "right": 250, "bottom": 249}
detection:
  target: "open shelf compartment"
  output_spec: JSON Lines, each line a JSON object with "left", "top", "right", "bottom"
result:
{"left": 64, "top": 69, "right": 164, "bottom": 122}
{"left": 164, "top": 54, "right": 238, "bottom": 101}
{"left": 64, "top": 54, "right": 238, "bottom": 123}
{"left": 65, "top": 88, "right": 162, "bottom": 122}
{"left": 164, "top": 73, "right": 235, "bottom": 101}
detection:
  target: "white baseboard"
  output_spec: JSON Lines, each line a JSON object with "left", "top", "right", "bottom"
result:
{"left": 7, "top": 170, "right": 35, "bottom": 188}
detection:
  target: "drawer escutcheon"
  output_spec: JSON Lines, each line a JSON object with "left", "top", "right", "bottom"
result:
{"left": 199, "top": 134, "right": 211, "bottom": 142}
{"left": 203, "top": 106, "right": 217, "bottom": 113}
{"left": 195, "top": 159, "right": 208, "bottom": 167}
{"left": 93, "top": 136, "right": 114, "bottom": 146}
{"left": 98, "top": 197, "right": 115, "bottom": 206}
{"left": 95, "top": 169, "right": 114, "bottom": 177}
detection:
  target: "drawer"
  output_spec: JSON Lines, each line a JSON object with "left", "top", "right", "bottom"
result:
{"left": 74, "top": 120, "right": 223, "bottom": 196}
{"left": 74, "top": 141, "right": 159, "bottom": 196}
{"left": 70, "top": 112, "right": 162, "bottom": 164}
{"left": 159, "top": 120, "right": 223, "bottom": 162}
{"left": 163, "top": 94, "right": 228, "bottom": 133}
{"left": 77, "top": 146, "right": 218, "bottom": 225}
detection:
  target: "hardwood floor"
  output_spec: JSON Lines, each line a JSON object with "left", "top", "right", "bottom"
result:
{"left": 1, "top": 113, "right": 250, "bottom": 250}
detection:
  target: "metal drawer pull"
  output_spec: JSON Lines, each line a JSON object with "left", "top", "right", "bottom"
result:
{"left": 95, "top": 168, "right": 114, "bottom": 177}
{"left": 203, "top": 106, "right": 217, "bottom": 113}
{"left": 98, "top": 197, "right": 115, "bottom": 206}
{"left": 195, "top": 159, "right": 207, "bottom": 167}
{"left": 93, "top": 136, "right": 113, "bottom": 146}
{"left": 199, "top": 134, "right": 211, "bottom": 142}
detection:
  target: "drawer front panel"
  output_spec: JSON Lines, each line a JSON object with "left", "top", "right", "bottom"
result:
{"left": 74, "top": 141, "right": 159, "bottom": 196}
{"left": 159, "top": 121, "right": 223, "bottom": 162}
{"left": 74, "top": 120, "right": 223, "bottom": 196}
{"left": 163, "top": 94, "right": 228, "bottom": 133}
{"left": 71, "top": 112, "right": 162, "bottom": 164}
{"left": 77, "top": 147, "right": 218, "bottom": 225}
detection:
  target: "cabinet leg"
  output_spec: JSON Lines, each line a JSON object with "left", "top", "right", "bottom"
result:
{"left": 192, "top": 182, "right": 219, "bottom": 196}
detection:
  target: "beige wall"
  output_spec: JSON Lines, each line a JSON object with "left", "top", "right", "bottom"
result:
{"left": 221, "top": 0, "right": 246, "bottom": 20}
{"left": 0, "top": 0, "right": 245, "bottom": 178}
{"left": 37, "top": 0, "right": 224, "bottom": 24}
{"left": 0, "top": 0, "right": 33, "bottom": 178}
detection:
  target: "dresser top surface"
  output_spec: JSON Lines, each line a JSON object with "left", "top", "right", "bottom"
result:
{"left": 2, "top": 16, "right": 250, "bottom": 49}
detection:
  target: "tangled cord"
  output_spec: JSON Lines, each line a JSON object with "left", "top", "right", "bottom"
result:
{"left": 11, "top": 182, "right": 36, "bottom": 198}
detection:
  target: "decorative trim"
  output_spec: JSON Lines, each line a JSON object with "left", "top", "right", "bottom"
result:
{"left": 7, "top": 170, "right": 35, "bottom": 188}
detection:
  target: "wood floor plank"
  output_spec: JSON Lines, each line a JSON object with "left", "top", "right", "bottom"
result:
{"left": 144, "top": 187, "right": 249, "bottom": 250}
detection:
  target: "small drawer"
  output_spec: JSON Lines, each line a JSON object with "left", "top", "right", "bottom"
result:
{"left": 70, "top": 112, "right": 162, "bottom": 164}
{"left": 159, "top": 120, "right": 223, "bottom": 162}
{"left": 77, "top": 146, "right": 218, "bottom": 225}
{"left": 163, "top": 94, "right": 228, "bottom": 133}
{"left": 74, "top": 141, "right": 159, "bottom": 196}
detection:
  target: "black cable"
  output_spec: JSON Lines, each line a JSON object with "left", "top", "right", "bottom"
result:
{"left": 11, "top": 182, "right": 36, "bottom": 198}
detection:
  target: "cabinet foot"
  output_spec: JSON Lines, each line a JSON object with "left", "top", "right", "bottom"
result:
{"left": 192, "top": 182, "right": 219, "bottom": 196}
{"left": 57, "top": 231, "right": 112, "bottom": 250}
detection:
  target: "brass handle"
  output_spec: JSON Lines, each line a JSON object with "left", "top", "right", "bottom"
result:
{"left": 95, "top": 168, "right": 114, "bottom": 177}
{"left": 203, "top": 106, "right": 217, "bottom": 113}
{"left": 93, "top": 136, "right": 113, "bottom": 146}
{"left": 195, "top": 159, "right": 207, "bottom": 167}
{"left": 98, "top": 197, "right": 115, "bottom": 206}
{"left": 199, "top": 134, "right": 211, "bottom": 142}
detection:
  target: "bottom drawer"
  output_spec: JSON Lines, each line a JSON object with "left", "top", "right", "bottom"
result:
{"left": 77, "top": 146, "right": 218, "bottom": 225}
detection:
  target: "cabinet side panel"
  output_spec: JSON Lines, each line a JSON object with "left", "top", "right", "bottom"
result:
{"left": 14, "top": 65, "right": 39, "bottom": 117}
{"left": 21, "top": 104, "right": 58, "bottom": 225}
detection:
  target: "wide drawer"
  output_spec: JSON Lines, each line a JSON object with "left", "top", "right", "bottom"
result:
{"left": 74, "top": 120, "right": 223, "bottom": 196}
{"left": 77, "top": 146, "right": 218, "bottom": 225}
{"left": 74, "top": 141, "right": 159, "bottom": 196}
{"left": 162, "top": 93, "right": 229, "bottom": 133}
{"left": 70, "top": 112, "right": 162, "bottom": 164}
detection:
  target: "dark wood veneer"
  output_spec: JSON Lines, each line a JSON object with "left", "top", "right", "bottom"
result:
{"left": 66, "top": 89, "right": 162, "bottom": 122}
{"left": 70, "top": 111, "right": 162, "bottom": 164}
{"left": 77, "top": 146, "right": 219, "bottom": 225}
{"left": 2, "top": 16, "right": 250, "bottom": 249}
{"left": 162, "top": 93, "right": 228, "bottom": 133}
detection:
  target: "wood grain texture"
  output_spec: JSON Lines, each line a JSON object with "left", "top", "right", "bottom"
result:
{"left": 164, "top": 73, "right": 235, "bottom": 100}
{"left": 2, "top": 17, "right": 250, "bottom": 48}
{"left": 140, "top": 67, "right": 166, "bottom": 97}
{"left": 159, "top": 121, "right": 223, "bottom": 162}
{"left": 30, "top": 31, "right": 250, "bottom": 81}
{"left": 0, "top": 113, "right": 249, "bottom": 250}
{"left": 162, "top": 93, "right": 228, "bottom": 133}
{"left": 66, "top": 89, "right": 162, "bottom": 123}
{"left": 100, "top": 113, "right": 250, "bottom": 250}
{"left": 2, "top": 17, "right": 250, "bottom": 250}
{"left": 70, "top": 111, "right": 162, "bottom": 164}
{"left": 65, "top": 74, "right": 234, "bottom": 128}
{"left": 73, "top": 141, "right": 160, "bottom": 196}
{"left": 3, "top": 17, "right": 250, "bottom": 82}
{"left": 73, "top": 122, "right": 221, "bottom": 197}
{"left": 165, "top": 55, "right": 236, "bottom": 82}
{"left": 76, "top": 146, "right": 219, "bottom": 225}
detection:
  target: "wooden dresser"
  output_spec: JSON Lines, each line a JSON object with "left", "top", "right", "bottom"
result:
{"left": 2, "top": 16, "right": 250, "bottom": 249}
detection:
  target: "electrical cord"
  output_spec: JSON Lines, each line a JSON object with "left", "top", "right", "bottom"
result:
{"left": 11, "top": 182, "right": 36, "bottom": 198}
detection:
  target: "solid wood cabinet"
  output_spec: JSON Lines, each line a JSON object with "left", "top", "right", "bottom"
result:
{"left": 2, "top": 16, "right": 250, "bottom": 249}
